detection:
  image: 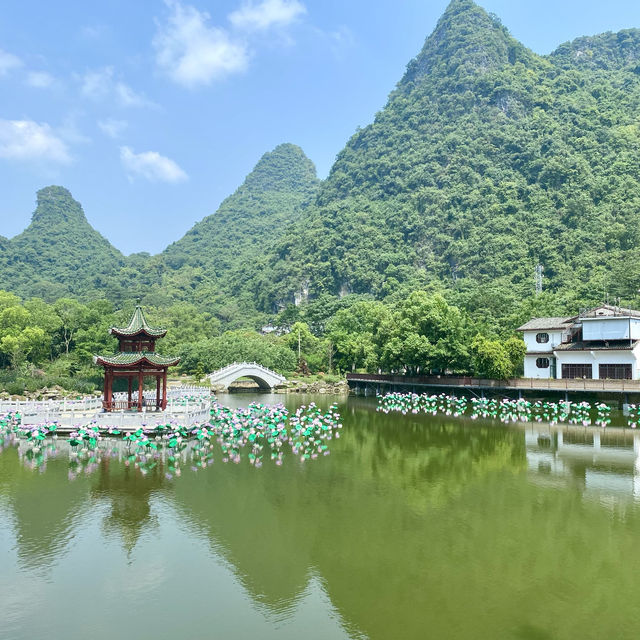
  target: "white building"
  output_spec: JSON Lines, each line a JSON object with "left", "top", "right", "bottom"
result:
{"left": 517, "top": 305, "right": 640, "bottom": 380}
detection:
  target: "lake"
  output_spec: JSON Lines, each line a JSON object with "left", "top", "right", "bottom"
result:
{"left": 2, "top": 392, "right": 640, "bottom": 639}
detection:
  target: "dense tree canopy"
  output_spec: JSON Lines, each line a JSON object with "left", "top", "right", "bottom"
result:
{"left": 0, "top": 287, "right": 530, "bottom": 395}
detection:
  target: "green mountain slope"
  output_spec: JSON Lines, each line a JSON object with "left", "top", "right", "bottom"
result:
{"left": 162, "top": 143, "right": 318, "bottom": 276}
{"left": 255, "top": 0, "right": 640, "bottom": 323}
{"left": 145, "top": 143, "right": 319, "bottom": 321}
{"left": 0, "top": 145, "right": 318, "bottom": 321}
{"left": 0, "top": 186, "right": 124, "bottom": 301}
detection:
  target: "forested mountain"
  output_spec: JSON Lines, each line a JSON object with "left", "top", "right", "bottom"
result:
{"left": 2, "top": 0, "right": 640, "bottom": 334}
{"left": 0, "top": 186, "right": 124, "bottom": 301}
{"left": 0, "top": 145, "right": 318, "bottom": 324}
{"left": 255, "top": 0, "right": 640, "bottom": 329}
{"left": 153, "top": 143, "right": 319, "bottom": 322}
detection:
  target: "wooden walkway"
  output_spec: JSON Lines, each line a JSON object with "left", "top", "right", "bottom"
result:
{"left": 346, "top": 373, "right": 640, "bottom": 396}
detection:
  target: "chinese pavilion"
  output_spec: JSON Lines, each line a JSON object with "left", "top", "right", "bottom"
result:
{"left": 95, "top": 305, "right": 180, "bottom": 412}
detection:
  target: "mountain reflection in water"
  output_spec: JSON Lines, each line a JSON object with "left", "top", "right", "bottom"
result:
{"left": 2, "top": 393, "right": 640, "bottom": 640}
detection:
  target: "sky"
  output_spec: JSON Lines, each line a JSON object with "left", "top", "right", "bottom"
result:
{"left": 1, "top": 0, "right": 640, "bottom": 255}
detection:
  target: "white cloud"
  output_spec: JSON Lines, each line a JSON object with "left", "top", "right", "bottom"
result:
{"left": 80, "top": 25, "right": 108, "bottom": 40}
{"left": 229, "top": 0, "right": 306, "bottom": 32}
{"left": 315, "top": 25, "right": 356, "bottom": 59}
{"left": 115, "top": 82, "right": 151, "bottom": 108}
{"left": 26, "top": 71, "right": 55, "bottom": 88}
{"left": 80, "top": 67, "right": 113, "bottom": 100}
{"left": 154, "top": 1, "right": 249, "bottom": 88}
{"left": 98, "top": 118, "right": 128, "bottom": 138}
{"left": 80, "top": 67, "right": 154, "bottom": 108}
{"left": 0, "top": 119, "right": 71, "bottom": 164}
{"left": 0, "top": 49, "right": 22, "bottom": 76}
{"left": 120, "top": 146, "right": 187, "bottom": 183}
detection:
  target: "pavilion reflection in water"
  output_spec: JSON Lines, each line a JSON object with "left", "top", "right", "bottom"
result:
{"left": 525, "top": 426, "right": 640, "bottom": 500}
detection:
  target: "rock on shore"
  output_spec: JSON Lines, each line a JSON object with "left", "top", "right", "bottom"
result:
{"left": 274, "top": 380, "right": 350, "bottom": 395}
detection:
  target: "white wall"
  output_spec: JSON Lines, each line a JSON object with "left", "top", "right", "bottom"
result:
{"left": 582, "top": 317, "right": 640, "bottom": 341}
{"left": 524, "top": 355, "right": 553, "bottom": 379}
{"left": 523, "top": 330, "right": 563, "bottom": 353}
{"left": 555, "top": 348, "right": 640, "bottom": 379}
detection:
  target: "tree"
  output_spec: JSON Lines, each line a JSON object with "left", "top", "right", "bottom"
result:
{"left": 283, "top": 321, "right": 324, "bottom": 371}
{"left": 0, "top": 327, "right": 48, "bottom": 369}
{"left": 471, "top": 334, "right": 524, "bottom": 379}
{"left": 326, "top": 301, "right": 390, "bottom": 372}
{"left": 54, "top": 298, "right": 88, "bottom": 355}
{"left": 504, "top": 336, "right": 526, "bottom": 376}
{"left": 178, "top": 330, "right": 297, "bottom": 375}
{"left": 379, "top": 293, "right": 470, "bottom": 374}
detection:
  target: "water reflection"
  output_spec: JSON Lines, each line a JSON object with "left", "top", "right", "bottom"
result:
{"left": 91, "top": 456, "right": 167, "bottom": 555}
{"left": 3, "top": 396, "right": 640, "bottom": 639}
{"left": 0, "top": 441, "right": 86, "bottom": 570}
{"left": 525, "top": 425, "right": 640, "bottom": 503}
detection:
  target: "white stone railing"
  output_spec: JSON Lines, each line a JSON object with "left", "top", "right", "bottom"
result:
{"left": 0, "top": 384, "right": 212, "bottom": 425}
{"left": 112, "top": 385, "right": 210, "bottom": 400}
{"left": 208, "top": 362, "right": 286, "bottom": 383}
{"left": 0, "top": 397, "right": 102, "bottom": 415}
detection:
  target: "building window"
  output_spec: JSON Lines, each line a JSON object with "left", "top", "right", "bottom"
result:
{"left": 561, "top": 364, "right": 593, "bottom": 379}
{"left": 599, "top": 364, "right": 632, "bottom": 380}
{"left": 536, "top": 333, "right": 549, "bottom": 343}
{"left": 536, "top": 358, "right": 550, "bottom": 369}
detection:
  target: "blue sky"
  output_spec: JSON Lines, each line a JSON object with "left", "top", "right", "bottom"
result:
{"left": 1, "top": 0, "right": 640, "bottom": 255}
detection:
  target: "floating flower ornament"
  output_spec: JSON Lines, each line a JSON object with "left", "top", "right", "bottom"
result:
{"left": 0, "top": 400, "right": 343, "bottom": 478}
{"left": 377, "top": 393, "right": 614, "bottom": 429}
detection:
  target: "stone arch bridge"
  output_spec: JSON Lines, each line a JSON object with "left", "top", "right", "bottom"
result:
{"left": 208, "top": 362, "right": 286, "bottom": 391}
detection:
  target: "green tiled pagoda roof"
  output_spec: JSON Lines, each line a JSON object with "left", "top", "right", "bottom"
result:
{"left": 95, "top": 352, "right": 180, "bottom": 367}
{"left": 110, "top": 305, "right": 167, "bottom": 338}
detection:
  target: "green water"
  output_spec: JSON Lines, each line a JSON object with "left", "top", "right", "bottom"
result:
{"left": 2, "top": 393, "right": 640, "bottom": 640}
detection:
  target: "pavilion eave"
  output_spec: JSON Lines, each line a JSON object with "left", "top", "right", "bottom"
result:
{"left": 95, "top": 353, "right": 180, "bottom": 368}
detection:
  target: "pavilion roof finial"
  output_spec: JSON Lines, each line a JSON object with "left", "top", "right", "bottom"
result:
{"left": 110, "top": 302, "right": 167, "bottom": 338}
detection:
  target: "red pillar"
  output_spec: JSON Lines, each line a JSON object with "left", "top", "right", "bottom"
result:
{"left": 103, "top": 370, "right": 109, "bottom": 410}
{"left": 156, "top": 375, "right": 161, "bottom": 410}
{"left": 127, "top": 376, "right": 132, "bottom": 410}
{"left": 109, "top": 371, "right": 115, "bottom": 411}
{"left": 138, "top": 369, "right": 143, "bottom": 412}
{"left": 162, "top": 370, "right": 167, "bottom": 410}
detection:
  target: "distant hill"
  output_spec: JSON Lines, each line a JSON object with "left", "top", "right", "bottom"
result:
{"left": 0, "top": 145, "right": 318, "bottom": 318}
{"left": 0, "top": 186, "right": 124, "bottom": 301}
{"left": 3, "top": 0, "right": 640, "bottom": 330}
{"left": 151, "top": 143, "right": 319, "bottom": 322}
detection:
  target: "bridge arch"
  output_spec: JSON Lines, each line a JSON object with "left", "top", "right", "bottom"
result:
{"left": 228, "top": 374, "right": 272, "bottom": 389}
{"left": 207, "top": 362, "right": 287, "bottom": 392}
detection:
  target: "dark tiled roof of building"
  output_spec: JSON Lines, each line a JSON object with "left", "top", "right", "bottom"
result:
{"left": 554, "top": 340, "right": 639, "bottom": 352}
{"left": 516, "top": 317, "right": 575, "bottom": 332}
{"left": 95, "top": 352, "right": 180, "bottom": 367}
{"left": 110, "top": 305, "right": 167, "bottom": 338}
